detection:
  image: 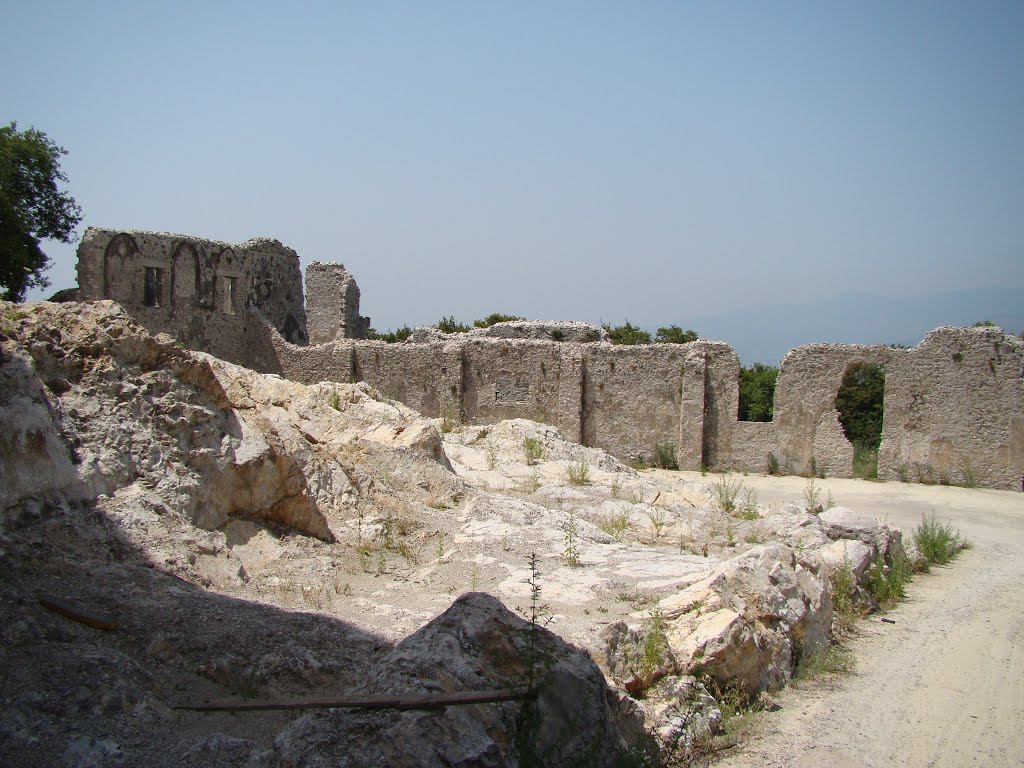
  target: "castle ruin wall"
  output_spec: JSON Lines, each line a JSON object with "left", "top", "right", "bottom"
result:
{"left": 75, "top": 228, "right": 308, "bottom": 372}
{"left": 305, "top": 262, "right": 370, "bottom": 343}
{"left": 878, "top": 327, "right": 1024, "bottom": 488}
{"left": 69, "top": 229, "right": 1024, "bottom": 490}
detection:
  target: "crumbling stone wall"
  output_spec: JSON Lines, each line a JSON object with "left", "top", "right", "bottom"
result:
{"left": 749, "top": 329, "right": 1024, "bottom": 489}
{"left": 769, "top": 344, "right": 894, "bottom": 478}
{"left": 75, "top": 228, "right": 308, "bottom": 370}
{"left": 304, "top": 262, "right": 370, "bottom": 343}
{"left": 70, "top": 229, "right": 1024, "bottom": 489}
{"left": 878, "top": 327, "right": 1024, "bottom": 489}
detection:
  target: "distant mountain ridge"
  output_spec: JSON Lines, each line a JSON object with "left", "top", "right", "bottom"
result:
{"left": 671, "top": 286, "right": 1023, "bottom": 365}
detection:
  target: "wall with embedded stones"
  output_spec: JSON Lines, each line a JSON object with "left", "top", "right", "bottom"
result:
{"left": 74, "top": 228, "right": 307, "bottom": 372}
{"left": 70, "top": 229, "right": 1024, "bottom": 489}
{"left": 878, "top": 326, "right": 1024, "bottom": 490}
{"left": 304, "top": 262, "right": 370, "bottom": 342}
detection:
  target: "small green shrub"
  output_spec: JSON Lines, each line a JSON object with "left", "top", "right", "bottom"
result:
{"left": 639, "top": 610, "right": 669, "bottom": 681}
{"left": 738, "top": 488, "right": 759, "bottom": 520}
{"left": 437, "top": 315, "right": 471, "bottom": 334}
{"left": 829, "top": 558, "right": 859, "bottom": 633}
{"left": 367, "top": 324, "right": 412, "bottom": 343}
{"left": 866, "top": 551, "right": 912, "bottom": 607}
{"left": 327, "top": 389, "right": 341, "bottom": 411}
{"left": 766, "top": 453, "right": 781, "bottom": 476}
{"left": 654, "top": 325, "right": 698, "bottom": 344}
{"left": 648, "top": 507, "right": 668, "bottom": 541}
{"left": 522, "top": 435, "right": 545, "bottom": 464}
{"left": 913, "top": 514, "right": 967, "bottom": 567}
{"left": 803, "top": 478, "right": 822, "bottom": 514}
{"left": 603, "top": 320, "right": 652, "bottom": 345}
{"left": 652, "top": 441, "right": 678, "bottom": 470}
{"left": 473, "top": 312, "right": 524, "bottom": 328}
{"left": 563, "top": 510, "right": 580, "bottom": 566}
{"left": 567, "top": 460, "right": 590, "bottom": 485}
{"left": 597, "top": 511, "right": 630, "bottom": 541}
{"left": 713, "top": 475, "right": 743, "bottom": 514}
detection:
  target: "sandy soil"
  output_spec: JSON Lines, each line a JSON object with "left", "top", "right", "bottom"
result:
{"left": 678, "top": 472, "right": 1024, "bottom": 768}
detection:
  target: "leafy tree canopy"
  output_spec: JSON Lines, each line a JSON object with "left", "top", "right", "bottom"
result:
{"left": 367, "top": 324, "right": 412, "bottom": 343}
{"left": 654, "top": 325, "right": 699, "bottom": 344}
{"left": 738, "top": 363, "right": 778, "bottom": 422}
{"left": 473, "top": 312, "right": 525, "bottom": 328}
{"left": 0, "top": 123, "right": 82, "bottom": 301}
{"left": 834, "top": 363, "right": 885, "bottom": 448}
{"left": 603, "top": 320, "right": 651, "bottom": 345}
{"left": 437, "top": 316, "right": 471, "bottom": 334}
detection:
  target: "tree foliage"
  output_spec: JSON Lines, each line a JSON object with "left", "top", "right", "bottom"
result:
{"left": 738, "top": 363, "right": 778, "bottom": 422}
{"left": 834, "top": 363, "right": 885, "bottom": 448}
{"left": 473, "top": 312, "right": 525, "bottom": 328}
{"left": 654, "top": 325, "right": 698, "bottom": 344}
{"left": 0, "top": 123, "right": 82, "bottom": 301}
{"left": 603, "top": 320, "right": 651, "bottom": 345}
{"left": 367, "top": 324, "right": 412, "bottom": 343}
{"left": 437, "top": 316, "right": 471, "bottom": 334}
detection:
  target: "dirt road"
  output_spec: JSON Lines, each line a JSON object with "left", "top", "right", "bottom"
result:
{"left": 685, "top": 473, "right": 1024, "bottom": 768}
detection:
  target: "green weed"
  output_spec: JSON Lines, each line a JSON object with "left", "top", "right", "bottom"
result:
{"left": 913, "top": 514, "right": 968, "bottom": 567}
{"left": 567, "top": 460, "right": 590, "bottom": 486}
{"left": 522, "top": 435, "right": 545, "bottom": 464}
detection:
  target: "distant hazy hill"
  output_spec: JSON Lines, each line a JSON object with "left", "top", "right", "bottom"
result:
{"left": 679, "top": 285, "right": 1023, "bottom": 365}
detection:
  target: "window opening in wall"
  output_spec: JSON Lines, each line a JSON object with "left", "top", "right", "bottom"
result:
{"left": 738, "top": 363, "right": 778, "bottom": 422}
{"left": 224, "top": 277, "right": 238, "bottom": 314}
{"left": 834, "top": 363, "right": 886, "bottom": 479}
{"left": 143, "top": 267, "right": 163, "bottom": 307}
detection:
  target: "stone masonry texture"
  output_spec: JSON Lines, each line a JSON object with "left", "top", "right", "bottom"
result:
{"left": 72, "top": 229, "right": 1024, "bottom": 490}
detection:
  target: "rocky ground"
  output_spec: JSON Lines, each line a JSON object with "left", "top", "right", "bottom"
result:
{"left": 0, "top": 301, "right": 950, "bottom": 767}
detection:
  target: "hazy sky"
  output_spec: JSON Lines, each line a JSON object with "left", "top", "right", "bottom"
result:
{"left": 6, "top": 1, "right": 1023, "bottom": 357}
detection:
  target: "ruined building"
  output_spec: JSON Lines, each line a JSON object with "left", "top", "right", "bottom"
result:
{"left": 70, "top": 227, "right": 1024, "bottom": 490}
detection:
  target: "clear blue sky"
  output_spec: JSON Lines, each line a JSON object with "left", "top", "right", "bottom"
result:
{"left": 6, "top": 1, "right": 1023, "bottom": 361}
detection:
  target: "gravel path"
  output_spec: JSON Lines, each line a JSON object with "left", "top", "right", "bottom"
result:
{"left": 685, "top": 473, "right": 1024, "bottom": 768}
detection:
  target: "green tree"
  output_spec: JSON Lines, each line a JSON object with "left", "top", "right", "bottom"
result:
{"left": 654, "top": 325, "right": 699, "bottom": 344}
{"left": 603, "top": 320, "right": 651, "bottom": 345}
{"left": 738, "top": 363, "right": 779, "bottom": 422}
{"left": 437, "top": 316, "right": 471, "bottom": 334}
{"left": 473, "top": 312, "right": 525, "bottom": 328}
{"left": 834, "top": 363, "right": 885, "bottom": 448}
{"left": 0, "top": 123, "right": 82, "bottom": 301}
{"left": 367, "top": 324, "right": 412, "bottom": 343}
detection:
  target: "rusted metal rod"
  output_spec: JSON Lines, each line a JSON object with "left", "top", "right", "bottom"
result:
{"left": 38, "top": 594, "right": 119, "bottom": 630}
{"left": 175, "top": 687, "right": 533, "bottom": 712}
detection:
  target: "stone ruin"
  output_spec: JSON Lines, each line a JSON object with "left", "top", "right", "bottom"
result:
{"left": 71, "top": 227, "right": 1024, "bottom": 491}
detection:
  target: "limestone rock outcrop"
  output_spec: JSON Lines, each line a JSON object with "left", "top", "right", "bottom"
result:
{"left": 271, "top": 593, "right": 642, "bottom": 768}
{"left": 0, "top": 300, "right": 458, "bottom": 544}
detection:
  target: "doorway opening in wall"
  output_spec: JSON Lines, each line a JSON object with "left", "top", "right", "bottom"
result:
{"left": 738, "top": 363, "right": 778, "bottom": 422}
{"left": 224, "top": 277, "right": 238, "bottom": 315}
{"left": 143, "top": 267, "right": 163, "bottom": 307}
{"left": 834, "top": 363, "right": 885, "bottom": 479}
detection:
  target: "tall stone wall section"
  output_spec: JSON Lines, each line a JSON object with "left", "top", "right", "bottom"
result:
{"left": 744, "top": 329, "right": 1024, "bottom": 489}
{"left": 878, "top": 327, "right": 1024, "bottom": 489}
{"left": 69, "top": 228, "right": 1024, "bottom": 490}
{"left": 769, "top": 343, "right": 895, "bottom": 478}
{"left": 304, "top": 262, "right": 370, "bottom": 343}
{"left": 74, "top": 228, "right": 308, "bottom": 371}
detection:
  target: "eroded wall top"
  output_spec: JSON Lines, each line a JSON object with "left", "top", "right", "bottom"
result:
{"left": 75, "top": 227, "right": 308, "bottom": 368}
